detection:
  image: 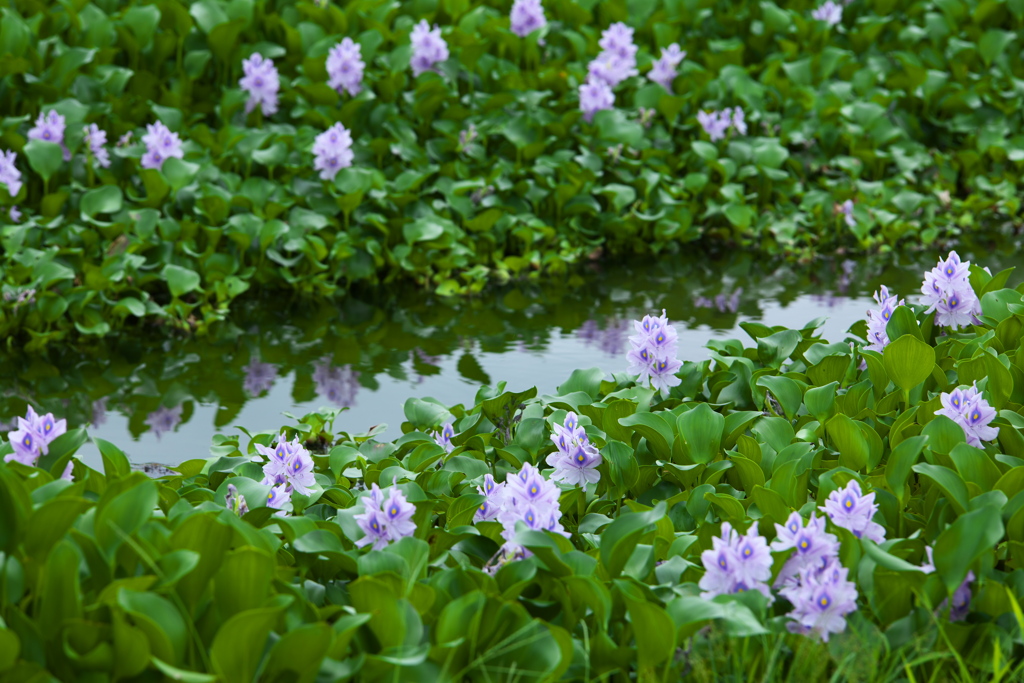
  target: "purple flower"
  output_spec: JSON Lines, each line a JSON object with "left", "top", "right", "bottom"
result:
{"left": 821, "top": 480, "right": 886, "bottom": 543}
{"left": 141, "top": 121, "right": 184, "bottom": 171}
{"left": 730, "top": 107, "right": 747, "bottom": 135}
{"left": 772, "top": 512, "right": 840, "bottom": 586}
{"left": 921, "top": 251, "right": 981, "bottom": 330}
{"left": 267, "top": 483, "right": 291, "bottom": 512}
{"left": 145, "top": 404, "right": 183, "bottom": 439}
{"left": 587, "top": 52, "right": 638, "bottom": 87}
{"left": 5, "top": 406, "right": 68, "bottom": 467}
{"left": 627, "top": 310, "right": 681, "bottom": 398}
{"left": 458, "top": 123, "right": 478, "bottom": 150}
{"left": 598, "top": 22, "right": 638, "bottom": 61}
{"left": 698, "top": 109, "right": 739, "bottom": 141}
{"left": 812, "top": 1, "right": 843, "bottom": 25}
{"left": 510, "top": 0, "right": 546, "bottom": 37}
{"left": 60, "top": 461, "right": 74, "bottom": 481}
{"left": 410, "top": 20, "right": 449, "bottom": 76}
{"left": 948, "top": 571, "right": 975, "bottom": 621}
{"left": 382, "top": 487, "right": 417, "bottom": 539}
{"left": 546, "top": 412, "right": 602, "bottom": 491}
{"left": 8, "top": 206, "right": 20, "bottom": 222}
{"left": 226, "top": 483, "right": 250, "bottom": 516}
{"left": 311, "top": 355, "right": 359, "bottom": 407}
{"left": 781, "top": 556, "right": 858, "bottom": 642}
{"left": 0, "top": 150, "right": 23, "bottom": 197}
{"left": 239, "top": 53, "right": 280, "bottom": 116}
{"left": 579, "top": 78, "right": 615, "bottom": 122}
{"left": 838, "top": 199, "right": 855, "bottom": 228}
{"left": 935, "top": 384, "right": 999, "bottom": 447}
{"left": 243, "top": 358, "right": 278, "bottom": 396}
{"left": 28, "top": 110, "right": 71, "bottom": 161}
{"left": 327, "top": 38, "right": 365, "bottom": 97}
{"left": 256, "top": 433, "right": 315, "bottom": 495}
{"left": 648, "top": 43, "right": 685, "bottom": 91}
{"left": 312, "top": 123, "right": 354, "bottom": 182}
{"left": 83, "top": 124, "right": 111, "bottom": 169}
{"left": 865, "top": 285, "right": 904, "bottom": 353}
{"left": 474, "top": 473, "right": 505, "bottom": 522}
{"left": 699, "top": 522, "right": 774, "bottom": 601}
{"left": 434, "top": 422, "right": 455, "bottom": 454}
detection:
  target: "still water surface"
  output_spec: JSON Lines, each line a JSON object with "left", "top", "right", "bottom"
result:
{"left": 4, "top": 247, "right": 1020, "bottom": 467}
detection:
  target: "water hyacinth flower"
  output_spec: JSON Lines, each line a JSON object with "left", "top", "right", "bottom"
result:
{"left": 225, "top": 483, "right": 250, "bottom": 516}
{"left": 312, "top": 123, "right": 354, "bottom": 182}
{"left": 239, "top": 53, "right": 280, "bottom": 116}
{"left": 9, "top": 206, "right": 20, "bottom": 222}
{"left": 410, "top": 20, "right": 449, "bottom": 76}
{"left": 920, "top": 251, "right": 981, "bottom": 330}
{"left": 546, "top": 411, "right": 602, "bottom": 491}
{"left": 699, "top": 522, "right": 773, "bottom": 600}
{"left": 475, "top": 473, "right": 504, "bottom": 522}
{"left": 28, "top": 110, "right": 71, "bottom": 161}
{"left": 510, "top": 0, "right": 546, "bottom": 37}
{"left": 0, "top": 150, "right": 23, "bottom": 197}
{"left": 243, "top": 357, "right": 278, "bottom": 396}
{"left": 353, "top": 482, "right": 417, "bottom": 549}
{"left": 82, "top": 124, "right": 111, "bottom": 169}
{"left": 812, "top": 1, "right": 843, "bottom": 26}
{"left": 599, "top": 22, "right": 638, "bottom": 61}
{"left": 838, "top": 199, "right": 855, "bottom": 228}
{"left": 256, "top": 433, "right": 316, "bottom": 495}
{"left": 587, "top": 51, "right": 639, "bottom": 88}
{"left": 780, "top": 556, "right": 858, "bottom": 642}
{"left": 579, "top": 78, "right": 615, "bottom": 122}
{"left": 731, "top": 107, "right": 748, "bottom": 135}
{"left": 5, "top": 406, "right": 68, "bottom": 466}
{"left": 626, "top": 310, "right": 682, "bottom": 398}
{"left": 865, "top": 285, "right": 904, "bottom": 353}
{"left": 145, "top": 404, "right": 183, "bottom": 439}
{"left": 327, "top": 38, "right": 365, "bottom": 97}
{"left": 267, "top": 483, "right": 292, "bottom": 511}
{"left": 141, "top": 121, "right": 184, "bottom": 171}
{"left": 312, "top": 357, "right": 360, "bottom": 406}
{"left": 698, "top": 108, "right": 745, "bottom": 141}
{"left": 648, "top": 44, "right": 685, "bottom": 92}
{"left": 820, "top": 480, "right": 886, "bottom": 543}
{"left": 434, "top": 422, "right": 455, "bottom": 454}
{"left": 935, "top": 383, "right": 999, "bottom": 447}
{"left": 772, "top": 512, "right": 840, "bottom": 585}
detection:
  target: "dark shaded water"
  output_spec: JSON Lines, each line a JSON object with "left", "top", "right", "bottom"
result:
{"left": 4, "top": 245, "right": 1022, "bottom": 468}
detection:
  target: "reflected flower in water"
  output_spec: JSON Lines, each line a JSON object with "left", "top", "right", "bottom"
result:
{"left": 91, "top": 397, "right": 108, "bottom": 427}
{"left": 145, "top": 404, "right": 183, "bottom": 439}
{"left": 243, "top": 357, "right": 278, "bottom": 396}
{"left": 577, "top": 317, "right": 630, "bottom": 356}
{"left": 694, "top": 288, "right": 742, "bottom": 313}
{"left": 312, "top": 356, "right": 359, "bottom": 407}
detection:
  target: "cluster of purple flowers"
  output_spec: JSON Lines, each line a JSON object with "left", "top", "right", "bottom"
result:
{"left": 838, "top": 199, "right": 855, "bottom": 227}
{"left": 546, "top": 412, "right": 602, "bottom": 490}
{"left": 772, "top": 512, "right": 857, "bottom": 641}
{"left": 648, "top": 44, "right": 685, "bottom": 92}
{"left": 28, "top": 110, "right": 71, "bottom": 161}
{"left": 820, "top": 479, "right": 885, "bottom": 542}
{"left": 145, "top": 404, "right": 183, "bottom": 439}
{"left": 694, "top": 288, "right": 742, "bottom": 313}
{"left": 510, "top": 0, "right": 546, "bottom": 37}
{"left": 812, "top": 1, "right": 844, "bottom": 25}
{"left": 353, "top": 482, "right": 417, "bottom": 549}
{"left": 239, "top": 53, "right": 280, "bottom": 116}
{"left": 864, "top": 285, "right": 904, "bottom": 353}
{"left": 921, "top": 251, "right": 981, "bottom": 330}
{"left": 253, "top": 433, "right": 317, "bottom": 512}
{"left": 0, "top": 149, "right": 21, "bottom": 198}
{"left": 579, "top": 22, "right": 638, "bottom": 121}
{"left": 920, "top": 548, "right": 974, "bottom": 621}
{"left": 935, "top": 384, "right": 999, "bottom": 448}
{"left": 697, "top": 108, "right": 747, "bottom": 141}
{"left": 699, "top": 522, "right": 774, "bottom": 600}
{"left": 83, "top": 124, "right": 111, "bottom": 169}
{"left": 327, "top": 38, "right": 365, "bottom": 96}
{"left": 626, "top": 310, "right": 682, "bottom": 398}
{"left": 434, "top": 422, "right": 456, "bottom": 453}
{"left": 243, "top": 357, "right": 278, "bottom": 396}
{"left": 6, "top": 406, "right": 67, "bottom": 467}
{"left": 474, "top": 463, "right": 568, "bottom": 570}
{"left": 225, "top": 483, "right": 250, "bottom": 516}
{"left": 312, "top": 123, "right": 355, "bottom": 182}
{"left": 312, "top": 357, "right": 360, "bottom": 407}
{"left": 410, "top": 20, "right": 450, "bottom": 76}
{"left": 141, "top": 121, "right": 185, "bottom": 171}
{"left": 577, "top": 317, "right": 630, "bottom": 356}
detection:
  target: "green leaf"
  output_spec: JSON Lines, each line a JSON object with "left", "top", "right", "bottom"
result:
{"left": 826, "top": 413, "right": 870, "bottom": 472}
{"left": 979, "top": 29, "right": 1015, "bottom": 66}
{"left": 619, "top": 413, "right": 675, "bottom": 460}
{"left": 922, "top": 415, "right": 966, "bottom": 455}
{"left": 883, "top": 334, "right": 936, "bottom": 393}
{"left": 117, "top": 590, "right": 187, "bottom": 664}
{"left": 933, "top": 505, "right": 1003, "bottom": 594}
{"left": 162, "top": 264, "right": 202, "bottom": 298}
{"left": 211, "top": 597, "right": 292, "bottom": 683}
{"left": 617, "top": 583, "right": 677, "bottom": 673}
{"left": 757, "top": 330, "right": 801, "bottom": 368}
{"left": 804, "top": 381, "right": 838, "bottom": 423}
{"left": 884, "top": 306, "right": 922, "bottom": 342}
{"left": 757, "top": 375, "right": 803, "bottom": 419}
{"left": 676, "top": 403, "right": 725, "bottom": 464}
{"left": 912, "top": 463, "right": 969, "bottom": 515}
{"left": 80, "top": 185, "right": 123, "bottom": 219}
{"left": 599, "top": 502, "right": 666, "bottom": 578}
{"left": 24, "top": 139, "right": 63, "bottom": 183}
{"left": 885, "top": 435, "right": 926, "bottom": 502}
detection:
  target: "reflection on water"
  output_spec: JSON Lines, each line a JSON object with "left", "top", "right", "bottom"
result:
{"left": 3, "top": 246, "right": 1021, "bottom": 467}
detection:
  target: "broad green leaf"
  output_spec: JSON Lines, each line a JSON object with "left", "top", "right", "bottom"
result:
{"left": 883, "top": 334, "right": 935, "bottom": 393}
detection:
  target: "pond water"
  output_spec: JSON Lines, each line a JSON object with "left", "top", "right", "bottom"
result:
{"left": 4, "top": 245, "right": 1022, "bottom": 468}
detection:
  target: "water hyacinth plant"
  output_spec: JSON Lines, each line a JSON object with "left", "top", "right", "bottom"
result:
{"left": 140, "top": 121, "right": 184, "bottom": 170}
{"left": 509, "top": 0, "right": 546, "bottom": 38}
{"left": 409, "top": 20, "right": 449, "bottom": 76}
{"left": 326, "top": 37, "right": 365, "bottom": 96}
{"left": 239, "top": 52, "right": 280, "bottom": 116}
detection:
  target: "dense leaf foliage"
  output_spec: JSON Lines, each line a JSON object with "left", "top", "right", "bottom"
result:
{"left": 3, "top": 0, "right": 1024, "bottom": 344}
{"left": 3, "top": 262, "right": 1024, "bottom": 680}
